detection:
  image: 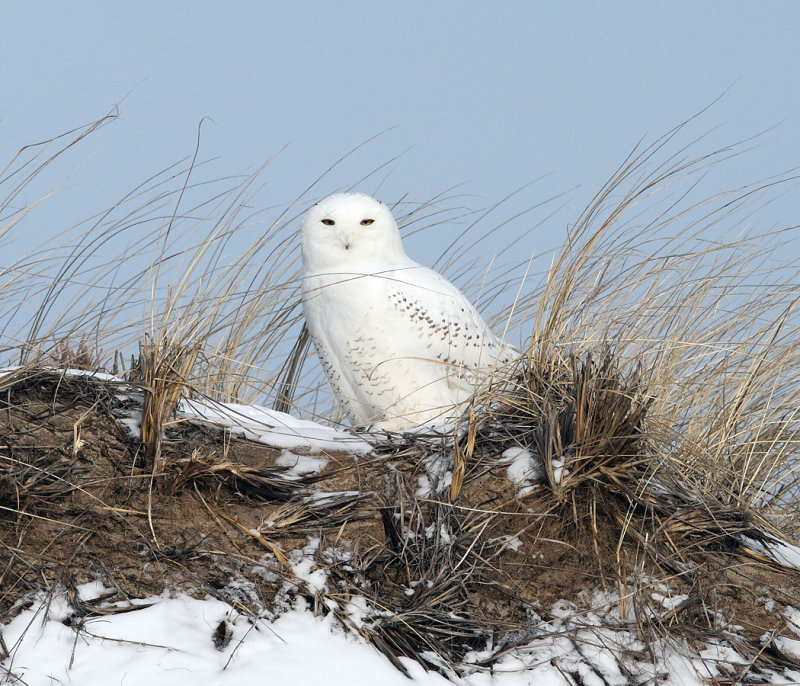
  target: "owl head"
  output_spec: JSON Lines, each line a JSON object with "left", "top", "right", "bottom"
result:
{"left": 301, "top": 193, "right": 408, "bottom": 272}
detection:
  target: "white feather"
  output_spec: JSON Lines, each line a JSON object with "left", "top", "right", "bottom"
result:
{"left": 301, "top": 193, "right": 515, "bottom": 431}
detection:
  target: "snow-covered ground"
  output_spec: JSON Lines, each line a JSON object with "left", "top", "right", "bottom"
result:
{"left": 1, "top": 585, "right": 450, "bottom": 686}
{"left": 8, "top": 583, "right": 800, "bottom": 686}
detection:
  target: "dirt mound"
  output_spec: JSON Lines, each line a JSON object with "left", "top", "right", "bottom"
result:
{"left": 2, "top": 370, "right": 800, "bottom": 679}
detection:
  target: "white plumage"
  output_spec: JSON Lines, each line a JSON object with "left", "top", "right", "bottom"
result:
{"left": 301, "top": 193, "right": 515, "bottom": 431}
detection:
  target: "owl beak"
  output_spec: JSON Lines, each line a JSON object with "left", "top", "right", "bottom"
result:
{"left": 341, "top": 232, "right": 352, "bottom": 250}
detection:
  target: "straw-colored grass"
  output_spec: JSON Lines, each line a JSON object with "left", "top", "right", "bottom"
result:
{"left": 2, "top": 110, "right": 800, "bottom": 682}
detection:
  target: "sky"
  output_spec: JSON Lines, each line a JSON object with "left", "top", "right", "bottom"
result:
{"left": 1, "top": 2, "right": 799, "bottom": 354}
{"left": 3, "top": 3, "right": 798, "bottom": 229}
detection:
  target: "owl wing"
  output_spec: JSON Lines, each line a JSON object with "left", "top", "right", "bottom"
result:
{"left": 382, "top": 263, "right": 517, "bottom": 385}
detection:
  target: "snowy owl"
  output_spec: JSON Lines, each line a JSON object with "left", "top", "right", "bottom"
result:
{"left": 301, "top": 193, "right": 516, "bottom": 431}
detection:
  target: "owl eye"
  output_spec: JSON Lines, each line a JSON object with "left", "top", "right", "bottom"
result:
{"left": 360, "top": 218, "right": 375, "bottom": 226}
{"left": 321, "top": 218, "right": 335, "bottom": 226}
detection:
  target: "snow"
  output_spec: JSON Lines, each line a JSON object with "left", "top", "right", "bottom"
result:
{"left": 416, "top": 452, "right": 453, "bottom": 497}
{"left": 275, "top": 449, "right": 329, "bottom": 475}
{"left": 178, "top": 398, "right": 373, "bottom": 455}
{"left": 498, "top": 447, "right": 571, "bottom": 494}
{"left": 772, "top": 636, "right": 800, "bottom": 661}
{"left": 51, "top": 369, "right": 121, "bottom": 382}
{"left": 785, "top": 606, "right": 800, "bottom": 635}
{"left": 8, "top": 583, "right": 800, "bottom": 686}
{"left": 742, "top": 536, "right": 800, "bottom": 569}
{"left": 113, "top": 385, "right": 374, "bottom": 456}
{"left": 500, "top": 446, "right": 541, "bottom": 497}
{"left": 765, "top": 539, "right": 800, "bottom": 568}
{"left": 287, "top": 539, "right": 329, "bottom": 594}
{"left": 2, "top": 590, "right": 449, "bottom": 686}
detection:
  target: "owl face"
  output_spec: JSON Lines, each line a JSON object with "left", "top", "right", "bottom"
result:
{"left": 301, "top": 193, "right": 408, "bottom": 272}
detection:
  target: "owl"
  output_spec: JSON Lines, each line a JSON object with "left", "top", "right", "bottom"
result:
{"left": 301, "top": 193, "right": 516, "bottom": 431}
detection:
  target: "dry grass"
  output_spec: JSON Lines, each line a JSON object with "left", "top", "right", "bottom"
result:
{"left": 132, "top": 338, "right": 201, "bottom": 461}
{"left": 2, "top": 111, "right": 800, "bottom": 682}
{"left": 45, "top": 334, "right": 105, "bottom": 371}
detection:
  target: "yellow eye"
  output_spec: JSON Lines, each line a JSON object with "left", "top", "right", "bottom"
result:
{"left": 321, "top": 218, "right": 335, "bottom": 226}
{"left": 360, "top": 218, "right": 375, "bottom": 226}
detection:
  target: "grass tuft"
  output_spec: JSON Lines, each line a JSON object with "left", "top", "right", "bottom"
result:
{"left": 131, "top": 338, "right": 200, "bottom": 462}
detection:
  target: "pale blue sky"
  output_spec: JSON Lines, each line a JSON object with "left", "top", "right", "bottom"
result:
{"left": 2, "top": 2, "right": 799, "bottom": 311}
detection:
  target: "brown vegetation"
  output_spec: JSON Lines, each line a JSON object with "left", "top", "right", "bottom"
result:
{"left": 2, "top": 368, "right": 799, "bottom": 681}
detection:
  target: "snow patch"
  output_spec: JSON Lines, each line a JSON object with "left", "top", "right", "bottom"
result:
{"left": 179, "top": 398, "right": 373, "bottom": 454}
{"left": 500, "top": 446, "right": 542, "bottom": 495}
{"left": 2, "top": 593, "right": 446, "bottom": 686}
{"left": 276, "top": 449, "right": 329, "bottom": 475}
{"left": 742, "top": 536, "right": 800, "bottom": 569}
